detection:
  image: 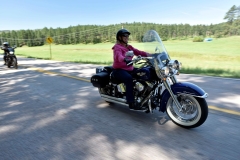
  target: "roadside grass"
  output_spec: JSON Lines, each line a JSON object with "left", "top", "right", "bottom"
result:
{"left": 15, "top": 36, "right": 240, "bottom": 78}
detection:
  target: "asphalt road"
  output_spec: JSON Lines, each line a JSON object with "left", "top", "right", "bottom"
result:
{"left": 0, "top": 57, "right": 240, "bottom": 160}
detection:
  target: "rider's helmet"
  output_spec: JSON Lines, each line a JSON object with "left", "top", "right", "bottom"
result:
{"left": 3, "top": 42, "right": 9, "bottom": 47}
{"left": 116, "top": 29, "right": 131, "bottom": 41}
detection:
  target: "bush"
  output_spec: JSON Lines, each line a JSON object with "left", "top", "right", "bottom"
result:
{"left": 161, "top": 37, "right": 168, "bottom": 41}
{"left": 193, "top": 37, "right": 204, "bottom": 42}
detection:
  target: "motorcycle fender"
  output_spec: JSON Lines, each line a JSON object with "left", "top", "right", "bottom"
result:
{"left": 159, "top": 82, "right": 208, "bottom": 112}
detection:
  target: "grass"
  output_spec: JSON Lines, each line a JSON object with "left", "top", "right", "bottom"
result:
{"left": 15, "top": 36, "right": 240, "bottom": 78}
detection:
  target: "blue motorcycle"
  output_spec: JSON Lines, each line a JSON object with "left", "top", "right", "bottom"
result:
{"left": 91, "top": 30, "right": 208, "bottom": 128}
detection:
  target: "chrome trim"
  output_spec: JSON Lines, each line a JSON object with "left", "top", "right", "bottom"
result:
{"left": 102, "top": 97, "right": 128, "bottom": 106}
{"left": 163, "top": 80, "right": 183, "bottom": 111}
{"left": 170, "top": 75, "right": 177, "bottom": 83}
{"left": 148, "top": 99, "right": 153, "bottom": 113}
{"left": 176, "top": 92, "right": 208, "bottom": 98}
{"left": 100, "top": 94, "right": 127, "bottom": 103}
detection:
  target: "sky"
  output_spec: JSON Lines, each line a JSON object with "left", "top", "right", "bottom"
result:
{"left": 1, "top": 0, "right": 239, "bottom": 30}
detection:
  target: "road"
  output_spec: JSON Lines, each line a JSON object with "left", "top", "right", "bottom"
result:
{"left": 0, "top": 57, "right": 240, "bottom": 160}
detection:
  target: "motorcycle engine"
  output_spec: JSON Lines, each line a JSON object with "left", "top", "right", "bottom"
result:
{"left": 134, "top": 81, "right": 154, "bottom": 96}
{"left": 133, "top": 81, "right": 155, "bottom": 106}
{"left": 135, "top": 82, "right": 144, "bottom": 92}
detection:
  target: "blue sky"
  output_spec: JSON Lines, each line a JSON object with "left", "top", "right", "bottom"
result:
{"left": 1, "top": 0, "right": 239, "bottom": 30}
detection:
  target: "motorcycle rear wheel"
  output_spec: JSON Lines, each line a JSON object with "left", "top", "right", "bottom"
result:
{"left": 98, "top": 88, "right": 113, "bottom": 104}
{"left": 166, "top": 95, "right": 208, "bottom": 128}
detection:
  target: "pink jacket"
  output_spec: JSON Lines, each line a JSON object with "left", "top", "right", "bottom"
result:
{"left": 112, "top": 43, "right": 149, "bottom": 71}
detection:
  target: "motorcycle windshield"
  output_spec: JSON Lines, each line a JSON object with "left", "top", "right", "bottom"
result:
{"left": 8, "top": 48, "right": 15, "bottom": 52}
{"left": 142, "top": 30, "right": 170, "bottom": 67}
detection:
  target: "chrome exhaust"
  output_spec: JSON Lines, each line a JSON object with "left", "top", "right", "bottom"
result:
{"left": 100, "top": 94, "right": 128, "bottom": 106}
{"left": 102, "top": 97, "right": 128, "bottom": 106}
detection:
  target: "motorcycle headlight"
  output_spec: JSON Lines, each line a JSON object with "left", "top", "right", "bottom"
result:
{"left": 169, "top": 60, "right": 182, "bottom": 70}
{"left": 161, "top": 66, "right": 169, "bottom": 76}
{"left": 9, "top": 51, "right": 14, "bottom": 54}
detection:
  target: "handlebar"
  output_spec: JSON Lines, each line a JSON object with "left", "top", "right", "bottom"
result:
{"left": 126, "top": 55, "right": 153, "bottom": 66}
{"left": 132, "top": 55, "right": 153, "bottom": 63}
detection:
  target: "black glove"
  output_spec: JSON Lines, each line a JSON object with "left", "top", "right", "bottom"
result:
{"left": 124, "top": 58, "right": 133, "bottom": 66}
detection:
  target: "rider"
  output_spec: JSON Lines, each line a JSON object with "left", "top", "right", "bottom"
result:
{"left": 112, "top": 29, "right": 151, "bottom": 110}
{"left": 1, "top": 42, "right": 10, "bottom": 65}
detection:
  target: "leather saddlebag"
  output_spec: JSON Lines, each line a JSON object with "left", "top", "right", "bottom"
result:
{"left": 91, "top": 71, "right": 109, "bottom": 88}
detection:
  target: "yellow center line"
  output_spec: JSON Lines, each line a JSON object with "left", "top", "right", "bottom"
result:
{"left": 24, "top": 66, "right": 240, "bottom": 116}
{"left": 209, "top": 106, "right": 240, "bottom": 116}
{"left": 27, "top": 67, "right": 90, "bottom": 82}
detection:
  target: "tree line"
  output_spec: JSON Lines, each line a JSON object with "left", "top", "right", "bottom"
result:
{"left": 1, "top": 5, "right": 239, "bottom": 47}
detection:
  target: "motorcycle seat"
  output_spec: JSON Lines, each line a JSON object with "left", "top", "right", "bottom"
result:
{"left": 103, "top": 66, "right": 114, "bottom": 74}
{"left": 103, "top": 66, "right": 121, "bottom": 84}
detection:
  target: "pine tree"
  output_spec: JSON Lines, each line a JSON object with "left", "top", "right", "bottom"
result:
{"left": 237, "top": 5, "right": 240, "bottom": 19}
{"left": 224, "top": 5, "right": 238, "bottom": 24}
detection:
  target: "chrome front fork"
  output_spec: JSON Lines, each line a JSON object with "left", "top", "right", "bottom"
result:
{"left": 163, "top": 78, "right": 183, "bottom": 111}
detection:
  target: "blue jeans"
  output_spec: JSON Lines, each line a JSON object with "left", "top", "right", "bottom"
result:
{"left": 112, "top": 69, "right": 137, "bottom": 103}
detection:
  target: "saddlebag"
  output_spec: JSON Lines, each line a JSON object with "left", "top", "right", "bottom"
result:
{"left": 91, "top": 71, "right": 109, "bottom": 88}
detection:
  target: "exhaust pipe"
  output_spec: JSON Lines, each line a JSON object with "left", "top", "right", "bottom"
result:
{"left": 100, "top": 94, "right": 128, "bottom": 106}
{"left": 101, "top": 94, "right": 149, "bottom": 112}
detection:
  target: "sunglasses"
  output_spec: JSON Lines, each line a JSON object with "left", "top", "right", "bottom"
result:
{"left": 122, "top": 34, "right": 129, "bottom": 37}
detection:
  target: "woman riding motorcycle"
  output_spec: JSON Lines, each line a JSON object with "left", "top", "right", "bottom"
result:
{"left": 112, "top": 29, "right": 151, "bottom": 110}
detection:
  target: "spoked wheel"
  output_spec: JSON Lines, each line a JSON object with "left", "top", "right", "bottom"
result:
{"left": 12, "top": 58, "right": 18, "bottom": 69}
{"left": 166, "top": 95, "right": 208, "bottom": 128}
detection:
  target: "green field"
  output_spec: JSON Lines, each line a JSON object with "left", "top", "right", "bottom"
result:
{"left": 15, "top": 36, "right": 240, "bottom": 78}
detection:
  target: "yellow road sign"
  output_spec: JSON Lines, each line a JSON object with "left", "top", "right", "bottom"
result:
{"left": 46, "top": 37, "right": 53, "bottom": 44}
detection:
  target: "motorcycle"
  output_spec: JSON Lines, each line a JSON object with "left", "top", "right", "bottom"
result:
{"left": 5, "top": 45, "right": 18, "bottom": 69}
{"left": 90, "top": 30, "right": 208, "bottom": 128}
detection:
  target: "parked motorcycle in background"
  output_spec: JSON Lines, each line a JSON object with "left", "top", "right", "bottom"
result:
{"left": 2, "top": 45, "right": 18, "bottom": 69}
{"left": 91, "top": 30, "right": 209, "bottom": 128}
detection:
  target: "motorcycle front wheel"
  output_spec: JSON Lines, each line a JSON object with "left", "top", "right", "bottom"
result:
{"left": 7, "top": 60, "right": 11, "bottom": 68}
{"left": 166, "top": 95, "right": 208, "bottom": 128}
{"left": 12, "top": 57, "right": 18, "bottom": 69}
